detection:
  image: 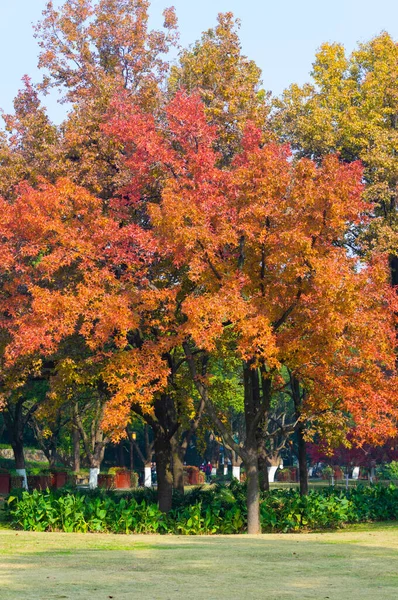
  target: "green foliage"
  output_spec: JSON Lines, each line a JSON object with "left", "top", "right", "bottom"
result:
{"left": 260, "top": 488, "right": 351, "bottom": 532}
{"left": 6, "top": 482, "right": 398, "bottom": 534}
{"left": 376, "top": 461, "right": 398, "bottom": 481}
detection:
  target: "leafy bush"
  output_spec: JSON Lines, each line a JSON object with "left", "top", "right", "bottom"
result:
{"left": 5, "top": 482, "right": 398, "bottom": 535}
{"left": 376, "top": 461, "right": 398, "bottom": 481}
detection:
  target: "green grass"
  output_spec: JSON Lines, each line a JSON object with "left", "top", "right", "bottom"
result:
{"left": 1, "top": 524, "right": 398, "bottom": 599}
{"left": 0, "top": 457, "right": 49, "bottom": 472}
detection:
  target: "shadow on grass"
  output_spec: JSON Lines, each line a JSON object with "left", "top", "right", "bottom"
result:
{"left": 2, "top": 529, "right": 398, "bottom": 599}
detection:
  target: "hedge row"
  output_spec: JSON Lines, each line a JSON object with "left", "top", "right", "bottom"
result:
{"left": 5, "top": 482, "right": 398, "bottom": 534}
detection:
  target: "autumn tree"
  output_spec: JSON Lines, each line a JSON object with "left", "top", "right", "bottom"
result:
{"left": 0, "top": 359, "right": 48, "bottom": 489}
{"left": 107, "top": 91, "right": 398, "bottom": 533}
{"left": 168, "top": 12, "right": 270, "bottom": 162}
{"left": 34, "top": 0, "right": 179, "bottom": 197}
{"left": 273, "top": 33, "right": 398, "bottom": 278}
{"left": 0, "top": 176, "right": 166, "bottom": 484}
{"left": 0, "top": 76, "right": 61, "bottom": 199}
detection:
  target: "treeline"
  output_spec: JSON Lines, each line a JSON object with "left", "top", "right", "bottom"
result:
{"left": 0, "top": 1, "right": 397, "bottom": 534}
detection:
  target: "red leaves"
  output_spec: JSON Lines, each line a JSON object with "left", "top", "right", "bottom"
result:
{"left": 105, "top": 90, "right": 397, "bottom": 443}
{"left": 0, "top": 179, "right": 150, "bottom": 363}
{"left": 1, "top": 88, "right": 397, "bottom": 445}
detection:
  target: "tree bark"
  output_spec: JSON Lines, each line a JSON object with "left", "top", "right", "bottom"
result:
{"left": 291, "top": 374, "right": 308, "bottom": 496}
{"left": 72, "top": 427, "right": 81, "bottom": 472}
{"left": 12, "top": 437, "right": 25, "bottom": 471}
{"left": 153, "top": 394, "right": 178, "bottom": 512}
{"left": 3, "top": 400, "right": 26, "bottom": 470}
{"left": 257, "top": 446, "right": 270, "bottom": 493}
{"left": 297, "top": 423, "right": 308, "bottom": 496}
{"left": 244, "top": 362, "right": 261, "bottom": 534}
{"left": 245, "top": 444, "right": 261, "bottom": 534}
{"left": 155, "top": 433, "right": 173, "bottom": 513}
{"left": 171, "top": 435, "right": 184, "bottom": 494}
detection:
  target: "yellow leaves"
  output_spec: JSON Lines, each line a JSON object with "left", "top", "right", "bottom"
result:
{"left": 101, "top": 344, "right": 170, "bottom": 435}
{"left": 311, "top": 42, "right": 348, "bottom": 92}
{"left": 168, "top": 12, "right": 269, "bottom": 159}
{"left": 274, "top": 32, "right": 398, "bottom": 264}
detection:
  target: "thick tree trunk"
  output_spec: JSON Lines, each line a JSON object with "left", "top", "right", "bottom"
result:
{"left": 12, "top": 439, "right": 28, "bottom": 490}
{"left": 297, "top": 424, "right": 308, "bottom": 496}
{"left": 155, "top": 433, "right": 173, "bottom": 513}
{"left": 258, "top": 449, "right": 270, "bottom": 493}
{"left": 12, "top": 438, "right": 25, "bottom": 470}
{"left": 153, "top": 394, "right": 178, "bottom": 511}
{"left": 246, "top": 445, "right": 261, "bottom": 534}
{"left": 290, "top": 374, "right": 308, "bottom": 496}
{"left": 257, "top": 420, "right": 270, "bottom": 493}
{"left": 243, "top": 362, "right": 261, "bottom": 534}
{"left": 3, "top": 401, "right": 28, "bottom": 489}
{"left": 171, "top": 436, "right": 184, "bottom": 494}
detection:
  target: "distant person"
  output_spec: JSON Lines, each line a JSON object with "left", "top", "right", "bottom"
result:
{"left": 205, "top": 461, "right": 213, "bottom": 483}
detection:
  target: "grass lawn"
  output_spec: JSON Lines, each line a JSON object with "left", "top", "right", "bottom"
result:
{"left": 1, "top": 523, "right": 398, "bottom": 599}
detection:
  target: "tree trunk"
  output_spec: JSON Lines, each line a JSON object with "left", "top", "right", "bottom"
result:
{"left": 244, "top": 362, "right": 261, "bottom": 534}
{"left": 229, "top": 448, "right": 242, "bottom": 480}
{"left": 246, "top": 445, "right": 261, "bottom": 534}
{"left": 11, "top": 437, "right": 25, "bottom": 470}
{"left": 144, "top": 461, "right": 152, "bottom": 487}
{"left": 91, "top": 443, "right": 106, "bottom": 470}
{"left": 297, "top": 423, "right": 308, "bottom": 496}
{"left": 257, "top": 419, "right": 270, "bottom": 493}
{"left": 171, "top": 436, "right": 184, "bottom": 494}
{"left": 155, "top": 433, "right": 173, "bottom": 513}
{"left": 258, "top": 449, "right": 270, "bottom": 493}
{"left": 12, "top": 438, "right": 28, "bottom": 490}
{"left": 3, "top": 401, "right": 28, "bottom": 489}
{"left": 72, "top": 427, "right": 80, "bottom": 472}
{"left": 48, "top": 451, "right": 57, "bottom": 469}
{"left": 153, "top": 394, "right": 178, "bottom": 511}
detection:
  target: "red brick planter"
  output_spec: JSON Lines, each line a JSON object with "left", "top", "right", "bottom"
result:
{"left": 51, "top": 472, "right": 68, "bottom": 489}
{"left": 114, "top": 470, "right": 131, "bottom": 489}
{"left": 0, "top": 473, "right": 10, "bottom": 494}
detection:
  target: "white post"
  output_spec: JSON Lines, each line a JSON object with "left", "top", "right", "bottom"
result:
{"left": 223, "top": 464, "right": 228, "bottom": 476}
{"left": 232, "top": 466, "right": 240, "bottom": 481}
{"left": 331, "top": 474, "right": 335, "bottom": 487}
{"left": 89, "top": 467, "right": 100, "bottom": 489}
{"left": 16, "top": 468, "right": 28, "bottom": 491}
{"left": 345, "top": 473, "right": 349, "bottom": 490}
{"left": 144, "top": 466, "right": 152, "bottom": 487}
{"left": 267, "top": 466, "right": 278, "bottom": 483}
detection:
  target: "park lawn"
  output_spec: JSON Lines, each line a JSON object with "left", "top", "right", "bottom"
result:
{"left": 1, "top": 524, "right": 398, "bottom": 599}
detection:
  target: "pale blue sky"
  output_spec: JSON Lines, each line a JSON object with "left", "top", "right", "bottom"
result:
{"left": 1, "top": 0, "right": 398, "bottom": 124}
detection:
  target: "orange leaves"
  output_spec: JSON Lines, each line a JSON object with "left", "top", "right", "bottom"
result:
{"left": 2, "top": 83, "right": 397, "bottom": 445}
{"left": 102, "top": 344, "right": 170, "bottom": 436}
{"left": 0, "top": 178, "right": 151, "bottom": 364}
{"left": 106, "top": 89, "right": 398, "bottom": 442}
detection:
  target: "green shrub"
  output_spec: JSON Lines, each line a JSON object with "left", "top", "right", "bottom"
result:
{"left": 6, "top": 482, "right": 398, "bottom": 535}
{"left": 376, "top": 461, "right": 398, "bottom": 481}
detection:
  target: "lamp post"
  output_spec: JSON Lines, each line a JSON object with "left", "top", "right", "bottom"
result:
{"left": 130, "top": 431, "right": 137, "bottom": 471}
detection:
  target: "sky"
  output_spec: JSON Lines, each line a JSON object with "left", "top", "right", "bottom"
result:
{"left": 1, "top": 0, "right": 398, "bottom": 124}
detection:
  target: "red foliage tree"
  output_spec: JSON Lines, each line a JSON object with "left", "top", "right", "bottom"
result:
{"left": 106, "top": 91, "right": 398, "bottom": 532}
